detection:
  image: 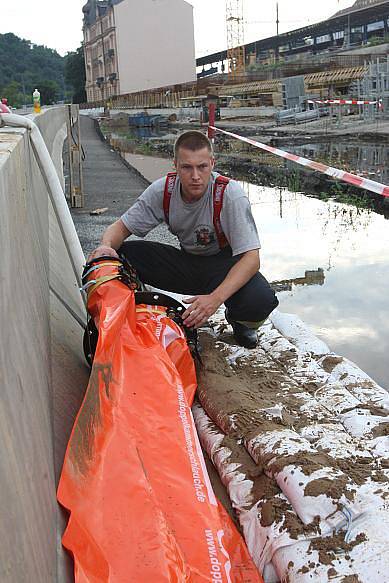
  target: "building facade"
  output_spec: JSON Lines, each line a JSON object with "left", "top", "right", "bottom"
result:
{"left": 83, "top": 0, "right": 196, "bottom": 102}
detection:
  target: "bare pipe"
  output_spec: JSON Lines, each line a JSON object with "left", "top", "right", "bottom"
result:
{"left": 0, "top": 112, "right": 86, "bottom": 299}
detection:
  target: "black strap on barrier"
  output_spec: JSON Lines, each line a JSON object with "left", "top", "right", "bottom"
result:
{"left": 82, "top": 256, "right": 201, "bottom": 366}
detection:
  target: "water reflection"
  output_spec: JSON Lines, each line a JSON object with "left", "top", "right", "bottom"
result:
{"left": 290, "top": 142, "right": 389, "bottom": 184}
{"left": 109, "top": 127, "right": 177, "bottom": 141}
{"left": 271, "top": 268, "right": 325, "bottom": 292}
{"left": 246, "top": 182, "right": 389, "bottom": 390}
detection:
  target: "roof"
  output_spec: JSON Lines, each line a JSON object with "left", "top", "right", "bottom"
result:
{"left": 197, "top": 0, "right": 389, "bottom": 67}
{"left": 305, "top": 66, "right": 367, "bottom": 87}
{"left": 332, "top": 0, "right": 389, "bottom": 18}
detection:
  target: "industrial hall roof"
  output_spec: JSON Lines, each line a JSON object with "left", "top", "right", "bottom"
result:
{"left": 196, "top": 0, "right": 389, "bottom": 67}
{"left": 332, "top": 0, "right": 389, "bottom": 18}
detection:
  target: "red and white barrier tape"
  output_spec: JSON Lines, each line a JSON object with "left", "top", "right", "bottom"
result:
{"left": 307, "top": 98, "right": 383, "bottom": 108}
{"left": 210, "top": 126, "right": 389, "bottom": 198}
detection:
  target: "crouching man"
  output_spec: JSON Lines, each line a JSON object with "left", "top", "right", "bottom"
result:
{"left": 88, "top": 131, "right": 278, "bottom": 348}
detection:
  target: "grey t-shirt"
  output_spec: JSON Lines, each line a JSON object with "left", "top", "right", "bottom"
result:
{"left": 121, "top": 172, "right": 261, "bottom": 256}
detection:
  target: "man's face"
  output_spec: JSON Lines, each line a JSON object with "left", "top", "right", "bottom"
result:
{"left": 175, "top": 147, "right": 215, "bottom": 201}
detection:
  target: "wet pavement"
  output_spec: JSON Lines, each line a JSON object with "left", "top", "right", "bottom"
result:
{"left": 71, "top": 116, "right": 150, "bottom": 256}
{"left": 72, "top": 116, "right": 177, "bottom": 257}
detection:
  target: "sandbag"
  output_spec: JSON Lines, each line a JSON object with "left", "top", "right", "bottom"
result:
{"left": 193, "top": 319, "right": 389, "bottom": 582}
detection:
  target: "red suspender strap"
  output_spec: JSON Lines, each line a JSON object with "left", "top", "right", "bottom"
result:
{"left": 213, "top": 175, "right": 230, "bottom": 249}
{"left": 164, "top": 172, "right": 229, "bottom": 249}
{"left": 163, "top": 172, "right": 177, "bottom": 224}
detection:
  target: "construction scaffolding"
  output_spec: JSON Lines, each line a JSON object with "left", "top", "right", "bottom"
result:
{"left": 226, "top": 0, "right": 245, "bottom": 79}
{"left": 356, "top": 56, "right": 389, "bottom": 119}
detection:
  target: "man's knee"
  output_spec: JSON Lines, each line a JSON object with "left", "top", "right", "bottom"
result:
{"left": 118, "top": 240, "right": 163, "bottom": 281}
{"left": 226, "top": 274, "right": 279, "bottom": 322}
{"left": 119, "top": 240, "right": 151, "bottom": 261}
{"left": 246, "top": 289, "right": 278, "bottom": 322}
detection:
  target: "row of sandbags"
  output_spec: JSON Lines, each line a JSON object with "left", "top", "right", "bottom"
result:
{"left": 193, "top": 310, "right": 389, "bottom": 582}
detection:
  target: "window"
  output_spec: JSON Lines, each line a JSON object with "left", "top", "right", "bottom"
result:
{"left": 316, "top": 34, "right": 331, "bottom": 44}
{"left": 367, "top": 21, "right": 384, "bottom": 32}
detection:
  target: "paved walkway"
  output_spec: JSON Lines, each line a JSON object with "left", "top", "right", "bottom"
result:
{"left": 71, "top": 116, "right": 150, "bottom": 256}
{"left": 72, "top": 116, "right": 178, "bottom": 256}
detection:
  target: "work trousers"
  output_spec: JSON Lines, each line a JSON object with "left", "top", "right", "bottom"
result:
{"left": 119, "top": 241, "right": 279, "bottom": 324}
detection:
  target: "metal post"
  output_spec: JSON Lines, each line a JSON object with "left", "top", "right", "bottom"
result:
{"left": 76, "top": 109, "right": 85, "bottom": 207}
{"left": 66, "top": 105, "right": 74, "bottom": 204}
{"left": 208, "top": 102, "right": 216, "bottom": 141}
{"left": 67, "top": 105, "right": 84, "bottom": 208}
{"left": 275, "top": 2, "right": 280, "bottom": 62}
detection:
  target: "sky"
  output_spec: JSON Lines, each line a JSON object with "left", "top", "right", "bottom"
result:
{"left": 0, "top": 0, "right": 355, "bottom": 57}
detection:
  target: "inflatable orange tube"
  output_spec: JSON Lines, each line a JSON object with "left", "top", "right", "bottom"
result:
{"left": 58, "top": 259, "right": 262, "bottom": 582}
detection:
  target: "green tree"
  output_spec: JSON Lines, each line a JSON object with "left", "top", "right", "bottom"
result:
{"left": 65, "top": 46, "right": 86, "bottom": 104}
{"left": 0, "top": 33, "right": 65, "bottom": 101}
{"left": 35, "top": 79, "right": 60, "bottom": 105}
{"left": 2, "top": 80, "right": 24, "bottom": 108}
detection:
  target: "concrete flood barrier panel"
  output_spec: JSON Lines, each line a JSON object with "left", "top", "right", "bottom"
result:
{"left": 0, "top": 107, "right": 88, "bottom": 582}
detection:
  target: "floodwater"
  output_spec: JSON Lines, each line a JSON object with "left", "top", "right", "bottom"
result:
{"left": 290, "top": 141, "right": 389, "bottom": 184}
{"left": 218, "top": 135, "right": 389, "bottom": 185}
{"left": 245, "top": 182, "right": 389, "bottom": 390}
{"left": 104, "top": 124, "right": 389, "bottom": 389}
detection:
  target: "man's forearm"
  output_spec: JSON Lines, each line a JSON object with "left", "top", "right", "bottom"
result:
{"left": 211, "top": 250, "right": 260, "bottom": 305}
{"left": 88, "top": 220, "right": 131, "bottom": 260}
{"left": 101, "top": 219, "right": 131, "bottom": 250}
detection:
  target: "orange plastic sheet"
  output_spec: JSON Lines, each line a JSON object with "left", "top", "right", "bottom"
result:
{"left": 58, "top": 260, "right": 262, "bottom": 583}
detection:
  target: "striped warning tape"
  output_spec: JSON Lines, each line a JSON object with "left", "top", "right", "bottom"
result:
{"left": 307, "top": 98, "right": 383, "bottom": 108}
{"left": 210, "top": 126, "right": 389, "bottom": 198}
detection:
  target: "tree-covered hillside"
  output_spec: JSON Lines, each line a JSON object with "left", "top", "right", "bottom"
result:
{"left": 0, "top": 33, "right": 65, "bottom": 106}
{"left": 65, "top": 46, "right": 87, "bottom": 104}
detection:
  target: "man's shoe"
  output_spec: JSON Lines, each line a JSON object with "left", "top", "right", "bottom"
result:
{"left": 225, "top": 311, "right": 258, "bottom": 349}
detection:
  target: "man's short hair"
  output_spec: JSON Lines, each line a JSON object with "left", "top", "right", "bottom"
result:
{"left": 174, "top": 131, "right": 214, "bottom": 159}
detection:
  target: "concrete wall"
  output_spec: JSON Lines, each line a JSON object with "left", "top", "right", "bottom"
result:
{"left": 115, "top": 0, "right": 196, "bottom": 94}
{"left": 0, "top": 107, "right": 89, "bottom": 582}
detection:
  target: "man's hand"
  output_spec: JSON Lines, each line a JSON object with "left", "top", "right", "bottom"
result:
{"left": 87, "top": 220, "right": 131, "bottom": 262}
{"left": 182, "top": 294, "right": 223, "bottom": 329}
{"left": 88, "top": 245, "right": 119, "bottom": 262}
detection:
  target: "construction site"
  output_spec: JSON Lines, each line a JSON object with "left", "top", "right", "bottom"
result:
{"left": 1, "top": 1, "right": 389, "bottom": 582}
{"left": 83, "top": 0, "right": 389, "bottom": 196}
{"left": 83, "top": 0, "right": 389, "bottom": 118}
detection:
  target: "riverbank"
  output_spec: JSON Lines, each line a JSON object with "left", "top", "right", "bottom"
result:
{"left": 71, "top": 115, "right": 389, "bottom": 582}
{"left": 101, "top": 115, "right": 389, "bottom": 218}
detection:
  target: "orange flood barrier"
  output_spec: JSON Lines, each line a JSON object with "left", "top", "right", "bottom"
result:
{"left": 58, "top": 258, "right": 262, "bottom": 583}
